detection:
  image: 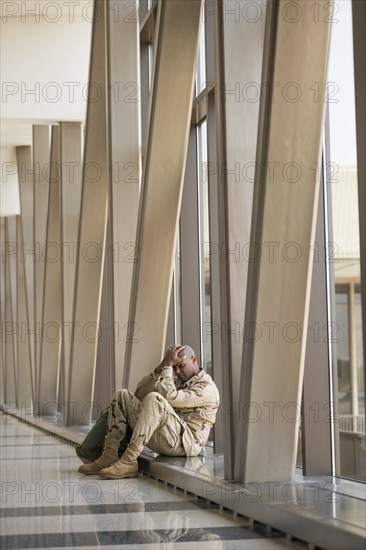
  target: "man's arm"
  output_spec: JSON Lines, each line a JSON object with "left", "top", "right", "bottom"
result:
{"left": 134, "top": 346, "right": 183, "bottom": 400}
{"left": 155, "top": 367, "right": 219, "bottom": 409}
{"left": 134, "top": 371, "right": 159, "bottom": 401}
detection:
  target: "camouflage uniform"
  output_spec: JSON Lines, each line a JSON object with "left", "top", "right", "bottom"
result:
{"left": 107, "top": 366, "right": 220, "bottom": 457}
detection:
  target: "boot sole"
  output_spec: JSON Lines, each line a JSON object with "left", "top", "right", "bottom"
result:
{"left": 98, "top": 471, "right": 138, "bottom": 480}
{"left": 78, "top": 469, "right": 102, "bottom": 475}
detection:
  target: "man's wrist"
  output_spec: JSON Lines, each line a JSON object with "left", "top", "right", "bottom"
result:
{"left": 155, "top": 362, "right": 172, "bottom": 375}
{"left": 160, "top": 365, "right": 173, "bottom": 377}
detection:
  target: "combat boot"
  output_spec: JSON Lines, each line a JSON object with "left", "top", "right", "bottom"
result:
{"left": 98, "top": 441, "right": 143, "bottom": 479}
{"left": 78, "top": 437, "right": 119, "bottom": 475}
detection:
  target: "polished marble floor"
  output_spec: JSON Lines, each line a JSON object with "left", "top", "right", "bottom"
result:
{"left": 0, "top": 412, "right": 311, "bottom": 550}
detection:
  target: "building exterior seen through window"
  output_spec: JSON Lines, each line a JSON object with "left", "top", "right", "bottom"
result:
{"left": 327, "top": 0, "right": 365, "bottom": 481}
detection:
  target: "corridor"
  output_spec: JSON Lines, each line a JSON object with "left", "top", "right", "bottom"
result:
{"left": 0, "top": 411, "right": 308, "bottom": 550}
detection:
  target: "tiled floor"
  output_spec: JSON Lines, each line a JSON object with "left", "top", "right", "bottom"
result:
{"left": 0, "top": 412, "right": 309, "bottom": 550}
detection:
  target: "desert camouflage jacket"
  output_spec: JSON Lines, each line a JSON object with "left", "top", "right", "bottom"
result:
{"left": 135, "top": 367, "right": 220, "bottom": 456}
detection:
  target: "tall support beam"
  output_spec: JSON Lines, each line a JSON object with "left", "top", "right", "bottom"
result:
{"left": 59, "top": 122, "right": 83, "bottom": 423}
{"left": 33, "top": 125, "right": 51, "bottom": 404}
{"left": 108, "top": 0, "right": 140, "bottom": 390}
{"left": 37, "top": 126, "right": 62, "bottom": 416}
{"left": 204, "top": 6, "right": 229, "bottom": 460}
{"left": 67, "top": 0, "right": 110, "bottom": 425}
{"left": 67, "top": 0, "right": 140, "bottom": 423}
{"left": 0, "top": 220, "right": 4, "bottom": 404}
{"left": 0, "top": 219, "right": 4, "bottom": 404}
{"left": 221, "top": 0, "right": 266, "bottom": 450}
{"left": 123, "top": 0, "right": 203, "bottom": 391}
{"left": 4, "top": 218, "right": 17, "bottom": 404}
{"left": 234, "top": 0, "right": 333, "bottom": 483}
{"left": 180, "top": 126, "right": 201, "bottom": 360}
{"left": 16, "top": 146, "right": 35, "bottom": 409}
{"left": 352, "top": 0, "right": 366, "bottom": 411}
{"left": 301, "top": 172, "right": 333, "bottom": 475}
{"left": 93, "top": 232, "right": 114, "bottom": 415}
{"left": 205, "top": 1, "right": 267, "bottom": 471}
{"left": 16, "top": 215, "right": 34, "bottom": 409}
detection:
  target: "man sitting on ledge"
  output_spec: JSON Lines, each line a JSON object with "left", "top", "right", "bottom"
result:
{"left": 79, "top": 345, "right": 220, "bottom": 479}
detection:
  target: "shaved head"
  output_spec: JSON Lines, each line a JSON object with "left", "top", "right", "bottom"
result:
{"left": 178, "top": 345, "right": 195, "bottom": 359}
{"left": 174, "top": 344, "right": 201, "bottom": 381}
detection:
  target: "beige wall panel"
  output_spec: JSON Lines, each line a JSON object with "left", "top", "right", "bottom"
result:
{"left": 33, "top": 125, "right": 51, "bottom": 403}
{"left": 67, "top": 0, "right": 109, "bottom": 425}
{"left": 124, "top": 0, "right": 203, "bottom": 391}
{"left": 38, "top": 126, "right": 62, "bottom": 416}
{"left": 234, "top": 0, "right": 332, "bottom": 482}
{"left": 59, "top": 122, "right": 83, "bottom": 423}
{"left": 16, "top": 146, "right": 35, "bottom": 402}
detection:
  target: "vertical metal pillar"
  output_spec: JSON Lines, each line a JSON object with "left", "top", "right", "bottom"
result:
{"left": 38, "top": 125, "right": 62, "bottom": 416}
{"left": 352, "top": 0, "right": 366, "bottom": 411}
{"left": 67, "top": 0, "right": 110, "bottom": 424}
{"left": 16, "top": 146, "right": 34, "bottom": 409}
{"left": 234, "top": 0, "right": 333, "bottom": 483}
{"left": 59, "top": 122, "right": 83, "bottom": 423}
{"left": 33, "top": 125, "right": 51, "bottom": 405}
{"left": 123, "top": 0, "right": 204, "bottom": 391}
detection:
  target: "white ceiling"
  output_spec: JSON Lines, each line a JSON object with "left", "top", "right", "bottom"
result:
{"left": 1, "top": 3, "right": 91, "bottom": 148}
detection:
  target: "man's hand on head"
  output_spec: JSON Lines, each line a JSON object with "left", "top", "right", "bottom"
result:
{"left": 155, "top": 345, "right": 186, "bottom": 375}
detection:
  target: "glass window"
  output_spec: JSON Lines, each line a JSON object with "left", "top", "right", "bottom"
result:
{"left": 335, "top": 286, "right": 351, "bottom": 416}
{"left": 197, "top": 120, "right": 212, "bottom": 375}
{"left": 327, "top": 0, "right": 365, "bottom": 480}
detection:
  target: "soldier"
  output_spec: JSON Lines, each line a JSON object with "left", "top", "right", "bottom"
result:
{"left": 78, "top": 344, "right": 220, "bottom": 479}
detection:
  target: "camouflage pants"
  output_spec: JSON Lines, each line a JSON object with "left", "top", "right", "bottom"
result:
{"left": 107, "top": 390, "right": 186, "bottom": 456}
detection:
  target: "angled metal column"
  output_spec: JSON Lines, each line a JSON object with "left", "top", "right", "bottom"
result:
{"left": 16, "top": 146, "right": 34, "bottom": 409}
{"left": 4, "top": 218, "right": 17, "bottom": 404}
{"left": 123, "top": 0, "right": 203, "bottom": 391}
{"left": 33, "top": 125, "right": 51, "bottom": 404}
{"left": 16, "top": 216, "right": 34, "bottom": 409}
{"left": 206, "top": 0, "right": 267, "bottom": 472}
{"left": 37, "top": 126, "right": 62, "bottom": 416}
{"left": 180, "top": 126, "right": 201, "bottom": 359}
{"left": 352, "top": 0, "right": 366, "bottom": 411}
{"left": 221, "top": 0, "right": 266, "bottom": 442}
{"left": 301, "top": 172, "right": 333, "bottom": 475}
{"left": 93, "top": 233, "right": 114, "bottom": 415}
{"left": 66, "top": 0, "right": 141, "bottom": 423}
{"left": 108, "top": 0, "right": 140, "bottom": 390}
{"left": 0, "top": 220, "right": 4, "bottom": 404}
{"left": 67, "top": 0, "right": 110, "bottom": 424}
{"left": 204, "top": 4, "right": 229, "bottom": 460}
{"left": 234, "top": 0, "right": 332, "bottom": 483}
{"left": 59, "top": 122, "right": 83, "bottom": 423}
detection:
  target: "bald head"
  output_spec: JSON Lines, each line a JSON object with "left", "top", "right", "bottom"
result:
{"left": 178, "top": 345, "right": 195, "bottom": 359}
{"left": 174, "top": 344, "right": 201, "bottom": 381}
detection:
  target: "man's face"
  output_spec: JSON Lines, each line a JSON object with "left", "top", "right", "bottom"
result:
{"left": 173, "top": 349, "right": 199, "bottom": 382}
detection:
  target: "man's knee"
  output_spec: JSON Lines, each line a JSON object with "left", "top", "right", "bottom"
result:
{"left": 142, "top": 391, "right": 167, "bottom": 408}
{"left": 113, "top": 388, "right": 132, "bottom": 401}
